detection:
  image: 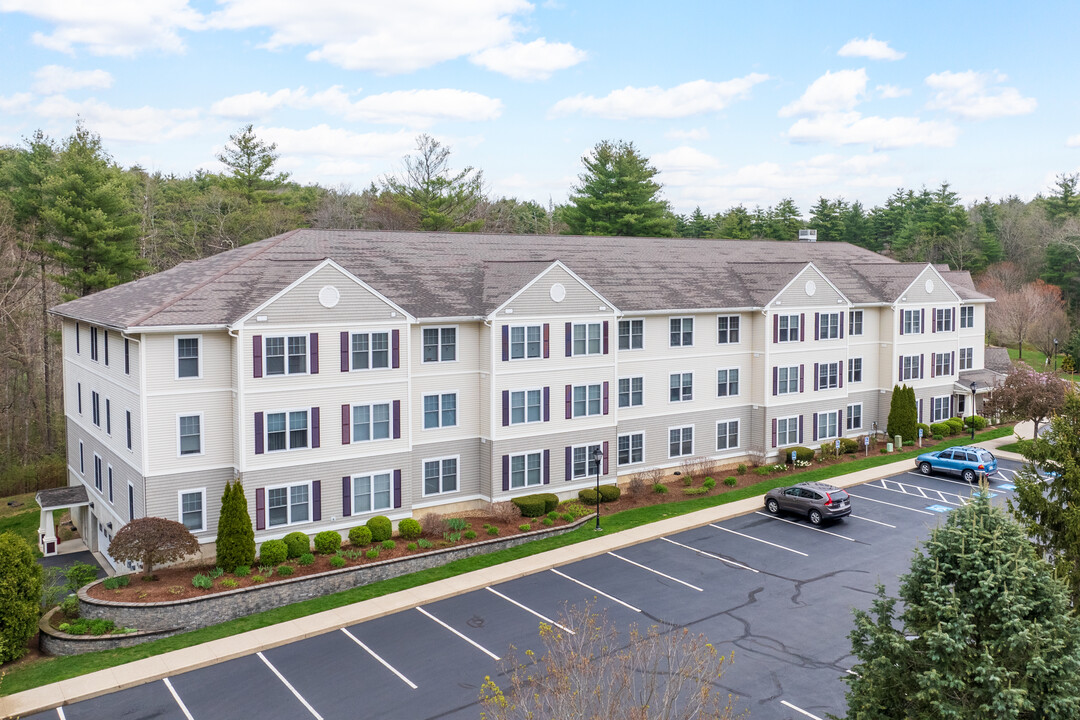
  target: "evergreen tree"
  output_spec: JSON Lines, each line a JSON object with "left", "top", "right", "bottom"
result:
{"left": 886, "top": 384, "right": 917, "bottom": 443}
{"left": 1044, "top": 173, "right": 1080, "bottom": 221}
{"left": 839, "top": 200, "right": 871, "bottom": 248}
{"left": 716, "top": 205, "right": 752, "bottom": 239}
{"left": 684, "top": 206, "right": 711, "bottom": 237}
{"left": 562, "top": 140, "right": 674, "bottom": 237}
{"left": 766, "top": 197, "right": 802, "bottom": 241}
{"left": 217, "top": 124, "right": 290, "bottom": 201}
{"left": 215, "top": 480, "right": 255, "bottom": 572}
{"left": 0, "top": 532, "right": 43, "bottom": 663}
{"left": 845, "top": 489, "right": 1080, "bottom": 718}
{"left": 381, "top": 134, "right": 485, "bottom": 232}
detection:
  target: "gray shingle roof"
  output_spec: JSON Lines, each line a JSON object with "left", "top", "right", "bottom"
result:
{"left": 50, "top": 230, "right": 992, "bottom": 329}
{"left": 984, "top": 346, "right": 1014, "bottom": 375}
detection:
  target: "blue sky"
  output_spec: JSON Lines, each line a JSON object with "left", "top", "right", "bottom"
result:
{"left": 1, "top": 1, "right": 1077, "bottom": 215}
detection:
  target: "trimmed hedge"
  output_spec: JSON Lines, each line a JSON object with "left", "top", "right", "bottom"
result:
{"left": 348, "top": 526, "right": 372, "bottom": 546}
{"left": 929, "top": 422, "right": 951, "bottom": 437}
{"left": 784, "top": 446, "right": 816, "bottom": 463}
{"left": 513, "top": 495, "right": 548, "bottom": 517}
{"left": 578, "top": 488, "right": 600, "bottom": 506}
{"left": 283, "top": 532, "right": 310, "bottom": 559}
{"left": 839, "top": 437, "right": 860, "bottom": 454}
{"left": 944, "top": 418, "right": 964, "bottom": 435}
{"left": 916, "top": 423, "right": 931, "bottom": 439}
{"left": 964, "top": 415, "right": 988, "bottom": 431}
{"left": 397, "top": 518, "right": 422, "bottom": 540}
{"left": 366, "top": 516, "right": 393, "bottom": 543}
{"left": 536, "top": 493, "right": 559, "bottom": 513}
{"left": 598, "top": 485, "right": 621, "bottom": 502}
{"left": 313, "top": 531, "right": 341, "bottom": 555}
{"left": 258, "top": 539, "right": 287, "bottom": 565}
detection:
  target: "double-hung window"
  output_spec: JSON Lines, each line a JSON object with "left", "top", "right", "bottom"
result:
{"left": 617, "top": 433, "right": 643, "bottom": 465}
{"left": 351, "top": 331, "right": 390, "bottom": 370}
{"left": 935, "top": 308, "right": 954, "bottom": 332}
{"left": 572, "top": 384, "right": 602, "bottom": 417}
{"left": 669, "top": 426, "right": 693, "bottom": 458}
{"left": 716, "top": 420, "right": 739, "bottom": 451}
{"left": 179, "top": 414, "right": 202, "bottom": 455}
{"left": 778, "top": 315, "right": 800, "bottom": 342}
{"left": 959, "top": 347, "right": 973, "bottom": 370}
{"left": 777, "top": 366, "right": 800, "bottom": 394}
{"left": 903, "top": 309, "right": 922, "bottom": 334}
{"left": 94, "top": 454, "right": 102, "bottom": 491}
{"left": 846, "top": 403, "right": 863, "bottom": 430}
{"left": 817, "top": 411, "right": 839, "bottom": 440}
{"left": 267, "top": 410, "right": 309, "bottom": 451}
{"left": 423, "top": 393, "right": 457, "bottom": 429}
{"left": 572, "top": 323, "right": 602, "bottom": 356}
{"left": 423, "top": 327, "right": 456, "bottom": 362}
{"left": 618, "top": 319, "right": 643, "bottom": 350}
{"left": 960, "top": 306, "right": 974, "bottom": 329}
{"left": 269, "top": 483, "right": 310, "bottom": 526}
{"left": 819, "top": 313, "right": 840, "bottom": 340}
{"left": 352, "top": 404, "right": 391, "bottom": 442}
{"left": 669, "top": 373, "right": 693, "bottom": 402}
{"left": 777, "top": 416, "right": 799, "bottom": 446}
{"left": 77, "top": 382, "right": 82, "bottom": 414}
{"left": 618, "top": 377, "right": 643, "bottom": 408}
{"left": 266, "top": 335, "right": 307, "bottom": 375}
{"left": 669, "top": 317, "right": 693, "bottom": 347}
{"left": 572, "top": 444, "right": 602, "bottom": 479}
{"left": 179, "top": 490, "right": 205, "bottom": 532}
{"left": 510, "top": 389, "right": 542, "bottom": 424}
{"left": 934, "top": 352, "right": 953, "bottom": 376}
{"left": 901, "top": 355, "right": 921, "bottom": 381}
{"left": 849, "top": 310, "right": 863, "bottom": 336}
{"left": 423, "top": 458, "right": 458, "bottom": 496}
{"left": 90, "top": 327, "right": 99, "bottom": 361}
{"left": 126, "top": 411, "right": 132, "bottom": 450}
{"left": 176, "top": 337, "right": 200, "bottom": 378}
{"left": 848, "top": 357, "right": 862, "bottom": 383}
{"left": 92, "top": 391, "right": 100, "bottom": 426}
{"left": 510, "top": 452, "right": 543, "bottom": 488}
{"left": 509, "top": 325, "right": 542, "bottom": 359}
{"left": 105, "top": 399, "right": 111, "bottom": 434}
{"left": 716, "top": 368, "right": 739, "bottom": 397}
{"left": 103, "top": 331, "right": 109, "bottom": 366}
{"left": 353, "top": 473, "right": 392, "bottom": 513}
{"left": 817, "top": 362, "right": 839, "bottom": 390}
{"left": 931, "top": 396, "right": 950, "bottom": 422}
{"left": 716, "top": 316, "right": 740, "bottom": 344}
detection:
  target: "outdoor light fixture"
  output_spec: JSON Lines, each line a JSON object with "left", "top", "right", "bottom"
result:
{"left": 970, "top": 381, "right": 977, "bottom": 440}
{"left": 1054, "top": 338, "right": 1059, "bottom": 372}
{"left": 592, "top": 446, "right": 604, "bottom": 531}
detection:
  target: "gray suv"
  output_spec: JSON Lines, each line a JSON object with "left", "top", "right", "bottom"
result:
{"left": 764, "top": 482, "right": 851, "bottom": 525}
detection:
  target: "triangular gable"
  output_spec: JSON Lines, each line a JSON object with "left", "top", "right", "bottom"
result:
{"left": 766, "top": 262, "right": 852, "bottom": 309}
{"left": 488, "top": 260, "right": 620, "bottom": 319}
{"left": 894, "top": 264, "right": 962, "bottom": 306}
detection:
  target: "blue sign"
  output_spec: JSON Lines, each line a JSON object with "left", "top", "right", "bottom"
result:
{"left": 926, "top": 504, "right": 954, "bottom": 513}
{"left": 999, "top": 483, "right": 1016, "bottom": 491}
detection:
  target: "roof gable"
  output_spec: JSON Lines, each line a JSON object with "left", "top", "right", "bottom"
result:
{"left": 896, "top": 264, "right": 961, "bottom": 305}
{"left": 491, "top": 260, "right": 618, "bottom": 319}
{"left": 767, "top": 263, "right": 851, "bottom": 309}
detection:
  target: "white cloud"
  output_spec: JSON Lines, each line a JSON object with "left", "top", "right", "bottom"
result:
{"left": 208, "top": 0, "right": 531, "bottom": 74}
{"left": 254, "top": 125, "right": 417, "bottom": 160}
{"left": 837, "top": 35, "right": 905, "bottom": 61}
{"left": 1067, "top": 134, "right": 1080, "bottom": 148}
{"left": 31, "top": 96, "right": 203, "bottom": 143}
{"left": 876, "top": 84, "right": 911, "bottom": 99}
{"left": 310, "top": 159, "right": 373, "bottom": 177}
{"left": 0, "top": 0, "right": 203, "bottom": 56}
{"left": 0, "top": 93, "right": 34, "bottom": 113}
{"left": 665, "top": 127, "right": 710, "bottom": 141}
{"left": 925, "top": 70, "right": 1036, "bottom": 120}
{"left": 32, "top": 65, "right": 113, "bottom": 94}
{"left": 780, "top": 69, "right": 868, "bottom": 117}
{"left": 787, "top": 111, "right": 958, "bottom": 149}
{"left": 653, "top": 146, "right": 720, "bottom": 172}
{"left": 550, "top": 74, "right": 768, "bottom": 119}
{"left": 470, "top": 38, "right": 586, "bottom": 80}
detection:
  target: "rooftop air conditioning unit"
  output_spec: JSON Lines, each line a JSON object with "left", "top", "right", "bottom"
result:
{"left": 798, "top": 229, "right": 817, "bottom": 242}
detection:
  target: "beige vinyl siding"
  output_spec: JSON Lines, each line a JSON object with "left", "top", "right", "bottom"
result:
{"left": 617, "top": 404, "right": 756, "bottom": 471}
{"left": 63, "top": 320, "right": 139, "bottom": 392}
{"left": 491, "top": 428, "right": 617, "bottom": 500}
{"left": 913, "top": 383, "right": 963, "bottom": 425}
{"left": 773, "top": 266, "right": 846, "bottom": 307}
{"left": 503, "top": 264, "right": 610, "bottom": 316}
{"left": 412, "top": 438, "right": 482, "bottom": 504}
{"left": 146, "top": 391, "right": 234, "bottom": 474}
{"left": 67, "top": 422, "right": 146, "bottom": 524}
{"left": 411, "top": 375, "right": 480, "bottom": 440}
{"left": 146, "top": 468, "right": 232, "bottom": 541}
{"left": 410, "top": 322, "right": 480, "bottom": 374}
{"left": 905, "top": 267, "right": 963, "bottom": 304}
{"left": 144, "top": 332, "right": 232, "bottom": 390}
{"left": 255, "top": 264, "right": 402, "bottom": 325}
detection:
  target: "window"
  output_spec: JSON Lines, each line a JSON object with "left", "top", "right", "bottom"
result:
{"left": 960, "top": 306, "right": 974, "bottom": 329}
{"left": 716, "top": 316, "right": 740, "bottom": 344}
{"left": 423, "top": 327, "right": 456, "bottom": 362}
{"left": 510, "top": 452, "right": 543, "bottom": 488}
{"left": 105, "top": 399, "right": 111, "bottom": 434}
{"left": 934, "top": 352, "right": 953, "bottom": 377}
{"left": 267, "top": 410, "right": 309, "bottom": 451}
{"left": 572, "top": 384, "right": 602, "bottom": 417}
{"left": 510, "top": 390, "right": 542, "bottom": 424}
{"left": 931, "top": 396, "right": 950, "bottom": 422}
{"left": 901, "top": 355, "right": 921, "bottom": 381}
{"left": 777, "top": 417, "right": 799, "bottom": 446}
{"left": 77, "top": 382, "right": 82, "bottom": 414}
{"left": 572, "top": 444, "right": 602, "bottom": 479}
{"left": 269, "top": 483, "right": 310, "bottom": 526}
{"left": 265, "top": 335, "right": 307, "bottom": 375}
{"left": 572, "top": 323, "right": 603, "bottom": 355}
{"left": 423, "top": 393, "right": 457, "bottom": 429}
{"left": 669, "top": 317, "right": 693, "bottom": 347}
{"left": 902, "top": 309, "right": 922, "bottom": 335}
{"left": 75, "top": 323, "right": 80, "bottom": 354}
{"left": 716, "top": 420, "right": 739, "bottom": 452}
{"left": 92, "top": 391, "right": 100, "bottom": 426}
{"left": 618, "top": 377, "right": 643, "bottom": 408}
{"left": 618, "top": 319, "right": 643, "bottom": 350}
{"left": 179, "top": 490, "right": 205, "bottom": 532}
{"left": 104, "top": 330, "right": 109, "bottom": 366}
{"left": 351, "top": 332, "right": 390, "bottom": 370}
{"left": 509, "top": 325, "right": 541, "bottom": 359}
{"left": 124, "top": 338, "right": 130, "bottom": 374}
{"left": 617, "top": 433, "right": 643, "bottom": 465}
{"left": 848, "top": 357, "right": 863, "bottom": 383}
{"left": 90, "top": 327, "right": 98, "bottom": 361}
{"left": 847, "top": 403, "right": 863, "bottom": 430}
{"left": 934, "top": 308, "right": 954, "bottom": 332}
{"left": 423, "top": 458, "right": 458, "bottom": 496}
{"left": 107, "top": 465, "right": 113, "bottom": 503}
{"left": 849, "top": 310, "right": 863, "bottom": 336}
{"left": 817, "top": 362, "right": 839, "bottom": 390}
{"left": 817, "top": 411, "right": 839, "bottom": 440}
{"left": 777, "top": 366, "right": 800, "bottom": 394}
{"left": 128, "top": 483, "right": 135, "bottom": 521}
{"left": 179, "top": 414, "right": 202, "bottom": 455}
{"left": 669, "top": 426, "right": 693, "bottom": 458}
{"left": 819, "top": 313, "right": 840, "bottom": 340}
{"left": 353, "top": 473, "right": 392, "bottom": 514}
{"left": 716, "top": 368, "right": 739, "bottom": 397}
{"left": 126, "top": 411, "right": 132, "bottom": 450}
{"left": 94, "top": 454, "right": 102, "bottom": 491}
{"left": 960, "top": 347, "right": 973, "bottom": 370}
{"left": 670, "top": 372, "right": 693, "bottom": 402}
{"left": 176, "top": 336, "right": 200, "bottom": 378}
{"left": 352, "top": 404, "right": 390, "bottom": 442}
{"left": 778, "top": 315, "right": 800, "bottom": 342}
{"left": 79, "top": 441, "right": 84, "bottom": 474}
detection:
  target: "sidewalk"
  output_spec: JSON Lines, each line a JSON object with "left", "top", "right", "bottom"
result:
{"left": 0, "top": 429, "right": 1025, "bottom": 719}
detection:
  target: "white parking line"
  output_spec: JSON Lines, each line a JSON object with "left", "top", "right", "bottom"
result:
{"left": 849, "top": 514, "right": 896, "bottom": 528}
{"left": 416, "top": 606, "right": 501, "bottom": 661}
{"left": 660, "top": 536, "right": 760, "bottom": 573}
{"left": 340, "top": 627, "right": 418, "bottom": 689}
{"left": 56, "top": 708, "right": 67, "bottom": 720}
{"left": 607, "top": 551, "right": 704, "bottom": 591}
{"left": 486, "top": 586, "right": 575, "bottom": 633}
{"left": 846, "top": 493, "right": 934, "bottom": 515}
{"left": 709, "top": 524, "right": 809, "bottom": 556}
{"left": 257, "top": 651, "right": 324, "bottom": 720}
{"left": 905, "top": 471, "right": 981, "bottom": 489}
{"left": 874, "top": 480, "right": 964, "bottom": 506}
{"left": 163, "top": 678, "right": 194, "bottom": 720}
{"left": 550, "top": 568, "right": 642, "bottom": 612}
{"left": 781, "top": 699, "right": 826, "bottom": 719}
{"left": 753, "top": 512, "right": 857, "bottom": 542}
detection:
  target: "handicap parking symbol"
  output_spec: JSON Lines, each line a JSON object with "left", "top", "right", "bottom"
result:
{"left": 926, "top": 504, "right": 954, "bottom": 513}
{"left": 998, "top": 483, "right": 1016, "bottom": 491}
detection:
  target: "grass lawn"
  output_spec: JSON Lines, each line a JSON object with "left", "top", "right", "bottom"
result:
{"left": 1006, "top": 345, "right": 1080, "bottom": 382}
{"left": 0, "top": 425, "right": 1014, "bottom": 697}
{"left": 997, "top": 440, "right": 1030, "bottom": 454}
{"left": 0, "top": 493, "right": 41, "bottom": 550}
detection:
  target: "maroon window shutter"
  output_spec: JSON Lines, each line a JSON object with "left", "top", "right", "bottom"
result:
{"left": 311, "top": 407, "right": 321, "bottom": 448}
{"left": 543, "top": 449, "right": 551, "bottom": 485}
{"left": 773, "top": 314, "right": 778, "bottom": 343}
{"left": 920, "top": 309, "right": 925, "bottom": 333}
{"left": 838, "top": 409, "right": 844, "bottom": 431}
{"left": 602, "top": 381, "right": 609, "bottom": 415}
{"left": 602, "top": 321, "right": 609, "bottom": 354}
{"left": 543, "top": 323, "right": 550, "bottom": 358}
{"left": 931, "top": 356, "right": 936, "bottom": 378}
{"left": 771, "top": 418, "right": 777, "bottom": 448}
{"left": 565, "top": 447, "right": 572, "bottom": 481}
{"left": 814, "top": 313, "right": 820, "bottom": 341}
{"left": 502, "top": 455, "right": 510, "bottom": 491}
{"left": 342, "top": 477, "right": 351, "bottom": 516}
{"left": 839, "top": 312, "right": 845, "bottom": 339}
{"left": 391, "top": 329, "right": 400, "bottom": 369}
{"left": 799, "top": 364, "right": 805, "bottom": 393}
{"left": 312, "top": 480, "right": 322, "bottom": 521}
{"left": 931, "top": 308, "right": 936, "bottom": 333}
{"left": 814, "top": 363, "right": 820, "bottom": 391}
{"left": 950, "top": 351, "right": 955, "bottom": 374}
{"left": 502, "top": 390, "right": 510, "bottom": 426}
{"left": 393, "top": 470, "right": 401, "bottom": 509}
{"left": 255, "top": 488, "right": 265, "bottom": 530}
{"left": 899, "top": 312, "right": 904, "bottom": 335}
{"left": 254, "top": 412, "right": 264, "bottom": 454}
{"left": 800, "top": 313, "right": 806, "bottom": 342}
{"left": 543, "top": 387, "right": 550, "bottom": 422}
{"left": 898, "top": 357, "right": 903, "bottom": 380}
{"left": 392, "top": 400, "right": 401, "bottom": 439}
{"left": 253, "top": 335, "right": 263, "bottom": 378}
{"left": 310, "top": 333, "right": 319, "bottom": 373}
{"left": 920, "top": 354, "right": 925, "bottom": 379}
{"left": 838, "top": 364, "right": 843, "bottom": 388}
{"left": 340, "top": 332, "right": 349, "bottom": 372}
{"left": 602, "top": 441, "right": 609, "bottom": 474}
{"left": 919, "top": 398, "right": 923, "bottom": 423}
{"left": 565, "top": 322, "right": 572, "bottom": 356}
{"left": 798, "top": 415, "right": 804, "bottom": 443}
{"left": 502, "top": 325, "right": 509, "bottom": 361}
{"left": 565, "top": 384, "right": 572, "bottom": 419}
{"left": 341, "top": 404, "right": 350, "bottom": 445}
{"left": 772, "top": 366, "right": 778, "bottom": 395}
{"left": 950, "top": 395, "right": 955, "bottom": 417}
{"left": 813, "top": 413, "right": 819, "bottom": 441}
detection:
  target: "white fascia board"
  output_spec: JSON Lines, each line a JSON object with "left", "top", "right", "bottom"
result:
{"left": 487, "top": 260, "right": 621, "bottom": 320}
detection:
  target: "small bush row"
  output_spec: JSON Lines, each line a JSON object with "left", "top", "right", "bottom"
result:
{"left": 512, "top": 493, "right": 559, "bottom": 517}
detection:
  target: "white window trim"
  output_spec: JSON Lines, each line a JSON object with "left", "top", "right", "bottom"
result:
{"left": 508, "top": 450, "right": 544, "bottom": 489}
{"left": 107, "top": 464, "right": 114, "bottom": 503}
{"left": 778, "top": 314, "right": 800, "bottom": 343}
{"left": 716, "top": 367, "right": 740, "bottom": 398}
{"left": 266, "top": 407, "right": 312, "bottom": 452}
{"left": 267, "top": 480, "right": 314, "bottom": 527}
{"left": 422, "top": 325, "right": 459, "bottom": 364}
{"left": 818, "top": 362, "right": 840, "bottom": 390}
{"left": 508, "top": 387, "right": 545, "bottom": 425}
{"left": 668, "top": 424, "right": 694, "bottom": 458}
{"left": 126, "top": 410, "right": 133, "bottom": 452}
{"left": 177, "top": 411, "right": 205, "bottom": 458}
{"left": 105, "top": 398, "right": 112, "bottom": 436}
{"left": 617, "top": 376, "right": 644, "bottom": 408}
{"left": 175, "top": 334, "right": 203, "bottom": 380}
{"left": 128, "top": 481, "right": 135, "bottom": 521}
{"left": 265, "top": 334, "right": 310, "bottom": 377}
{"left": 931, "top": 396, "right": 951, "bottom": 423}
{"left": 571, "top": 321, "right": 604, "bottom": 357}
{"left": 959, "top": 347, "right": 973, "bottom": 371}
{"left": 848, "top": 357, "right": 863, "bottom": 383}
{"left": 669, "top": 317, "right": 694, "bottom": 348}
{"left": 93, "top": 452, "right": 103, "bottom": 491}
{"left": 817, "top": 410, "right": 840, "bottom": 441}
{"left": 571, "top": 383, "right": 604, "bottom": 418}
{"left": 618, "top": 318, "right": 644, "bottom": 351}
{"left": 777, "top": 415, "right": 800, "bottom": 447}
{"left": 901, "top": 355, "right": 921, "bottom": 381}
{"left": 849, "top": 310, "right": 864, "bottom": 336}
{"left": 616, "top": 431, "right": 645, "bottom": 467}
{"left": 715, "top": 419, "right": 741, "bottom": 452}
{"left": 422, "top": 391, "right": 459, "bottom": 430}
{"left": 819, "top": 312, "right": 841, "bottom": 340}
{"left": 78, "top": 440, "right": 84, "bottom": 475}
{"left": 777, "top": 365, "right": 800, "bottom": 395}
{"left": 421, "top": 455, "right": 460, "bottom": 497}
{"left": 349, "top": 330, "right": 392, "bottom": 372}
{"left": 960, "top": 306, "right": 975, "bottom": 329}
{"left": 716, "top": 315, "right": 741, "bottom": 345}
{"left": 903, "top": 309, "right": 922, "bottom": 335}
{"left": 846, "top": 403, "right": 863, "bottom": 430}
{"left": 668, "top": 371, "right": 693, "bottom": 403}
{"left": 570, "top": 442, "right": 604, "bottom": 480}
{"left": 77, "top": 382, "right": 82, "bottom": 415}
{"left": 91, "top": 391, "right": 100, "bottom": 427}
{"left": 507, "top": 324, "right": 543, "bottom": 361}
{"left": 178, "top": 487, "right": 207, "bottom": 533}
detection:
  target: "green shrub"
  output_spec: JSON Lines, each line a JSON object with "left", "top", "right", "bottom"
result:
{"left": 560, "top": 512, "right": 574, "bottom": 522}
{"left": 63, "top": 562, "right": 99, "bottom": 594}
{"left": 537, "top": 493, "right": 560, "bottom": 513}
{"left": 258, "top": 564, "right": 274, "bottom": 575}
{"left": 103, "top": 575, "right": 130, "bottom": 590}
{"left": 418, "top": 538, "right": 435, "bottom": 548}
{"left": 518, "top": 523, "right": 532, "bottom": 532}
{"left": 547, "top": 511, "right": 559, "bottom": 520}
{"left": 59, "top": 594, "right": 80, "bottom": 618}
{"left": 683, "top": 487, "right": 708, "bottom": 495}
{"left": 755, "top": 467, "right": 771, "bottom": 476}
{"left": 329, "top": 555, "right": 346, "bottom": 568}
{"left": 724, "top": 476, "right": 738, "bottom": 487}
{"left": 348, "top": 526, "right": 372, "bottom": 547}
{"left": 886, "top": 383, "right": 918, "bottom": 444}
{"left": 251, "top": 575, "right": 266, "bottom": 584}
{"left": 276, "top": 565, "right": 294, "bottom": 576}
{"left": 487, "top": 526, "right": 499, "bottom": 536}
{"left": 313, "top": 531, "right": 341, "bottom": 555}
{"left": 191, "top": 574, "right": 212, "bottom": 589}
{"left": 784, "top": 447, "right": 815, "bottom": 464}
{"left": 916, "top": 423, "right": 931, "bottom": 439}
{"left": 221, "top": 578, "right": 238, "bottom": 588}
{"left": 945, "top": 418, "right": 964, "bottom": 435}
{"left": 366, "top": 516, "right": 393, "bottom": 542}
{"left": 398, "top": 518, "right": 422, "bottom": 540}
{"left": 598, "top": 485, "right": 621, "bottom": 502}
{"left": 259, "top": 540, "right": 287, "bottom": 564}
{"left": 964, "top": 415, "right": 988, "bottom": 430}
{"left": 445, "top": 518, "right": 469, "bottom": 532}
{"left": 297, "top": 553, "right": 315, "bottom": 566}
{"left": 736, "top": 463, "right": 747, "bottom": 475}
{"left": 933, "top": 434, "right": 944, "bottom": 440}
{"left": 283, "top": 531, "right": 310, "bottom": 558}
{"left": 61, "top": 618, "right": 118, "bottom": 636}
{"left": 577, "top": 488, "right": 600, "bottom": 505}
{"left": 365, "top": 548, "right": 379, "bottom": 560}
{"left": 215, "top": 480, "right": 255, "bottom": 572}
{"left": 839, "top": 437, "right": 860, "bottom": 454}
{"left": 929, "top": 422, "right": 951, "bottom": 437}
{"left": 682, "top": 475, "right": 693, "bottom": 487}
{"left": 702, "top": 477, "right": 716, "bottom": 490}
{"left": 560, "top": 502, "right": 593, "bottom": 517}
{"left": 542, "top": 517, "right": 555, "bottom": 526}
{"left": 208, "top": 567, "right": 224, "bottom": 579}
{"left": 652, "top": 483, "right": 668, "bottom": 494}
{"left": 406, "top": 542, "right": 417, "bottom": 551}
{"left": 879, "top": 448, "right": 889, "bottom": 454}
{"left": 444, "top": 532, "right": 461, "bottom": 543}
{"left": 512, "top": 495, "right": 547, "bottom": 517}
{"left": 382, "top": 540, "right": 395, "bottom": 550}
{"left": 233, "top": 565, "right": 251, "bottom": 577}
{"left": 464, "top": 530, "right": 477, "bottom": 539}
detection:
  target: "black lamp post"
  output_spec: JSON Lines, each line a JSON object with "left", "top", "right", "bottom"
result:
{"left": 970, "top": 381, "right": 977, "bottom": 440}
{"left": 1054, "top": 338, "right": 1059, "bottom": 372}
{"left": 592, "top": 446, "right": 603, "bottom": 531}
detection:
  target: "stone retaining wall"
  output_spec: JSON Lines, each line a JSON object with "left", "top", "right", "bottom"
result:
{"left": 38, "top": 607, "right": 182, "bottom": 656}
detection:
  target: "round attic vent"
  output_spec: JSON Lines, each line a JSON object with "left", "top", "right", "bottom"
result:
{"left": 924, "top": 279, "right": 934, "bottom": 294}
{"left": 319, "top": 285, "right": 340, "bottom": 308}
{"left": 550, "top": 283, "right": 567, "bottom": 302}
{"left": 805, "top": 280, "right": 817, "bottom": 296}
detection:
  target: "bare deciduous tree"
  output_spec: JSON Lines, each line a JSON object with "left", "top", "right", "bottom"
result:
{"left": 985, "top": 279, "right": 1066, "bottom": 359}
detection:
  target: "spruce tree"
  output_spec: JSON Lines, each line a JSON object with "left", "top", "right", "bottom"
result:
{"left": 885, "top": 384, "right": 917, "bottom": 443}
{"left": 215, "top": 480, "right": 255, "bottom": 571}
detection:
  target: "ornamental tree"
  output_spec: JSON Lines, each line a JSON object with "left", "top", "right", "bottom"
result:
{"left": 215, "top": 480, "right": 255, "bottom": 572}
{"left": 108, "top": 517, "right": 200, "bottom": 575}
{"left": 0, "top": 532, "right": 43, "bottom": 663}
{"left": 885, "top": 384, "right": 917, "bottom": 443}
{"left": 844, "top": 488, "right": 1080, "bottom": 719}
{"left": 984, "top": 362, "right": 1066, "bottom": 434}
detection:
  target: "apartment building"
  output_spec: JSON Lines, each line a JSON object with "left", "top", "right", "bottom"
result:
{"left": 50, "top": 230, "right": 994, "bottom": 566}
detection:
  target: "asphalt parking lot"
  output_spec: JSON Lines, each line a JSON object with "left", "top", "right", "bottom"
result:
{"left": 25, "top": 457, "right": 1028, "bottom": 720}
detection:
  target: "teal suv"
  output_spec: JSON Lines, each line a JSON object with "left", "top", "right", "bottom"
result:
{"left": 915, "top": 446, "right": 997, "bottom": 482}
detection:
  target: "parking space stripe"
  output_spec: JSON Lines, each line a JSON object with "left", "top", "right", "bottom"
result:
{"left": 607, "top": 551, "right": 704, "bottom": 591}
{"left": 163, "top": 677, "right": 195, "bottom": 720}
{"left": 905, "top": 471, "right": 980, "bottom": 489}
{"left": 416, "top": 606, "right": 501, "bottom": 660}
{"left": 486, "top": 586, "right": 575, "bottom": 633}
{"left": 257, "top": 651, "right": 325, "bottom": 720}
{"left": 340, "top": 627, "right": 418, "bottom": 689}
{"left": 781, "top": 700, "right": 826, "bottom": 719}
{"left": 709, "top": 524, "right": 809, "bottom": 556}
{"left": 873, "top": 480, "right": 964, "bottom": 506}
{"left": 56, "top": 708, "right": 67, "bottom": 720}
{"left": 849, "top": 514, "right": 896, "bottom": 528}
{"left": 753, "top": 512, "right": 857, "bottom": 541}
{"left": 660, "top": 536, "right": 760, "bottom": 573}
{"left": 550, "top": 568, "right": 642, "bottom": 612}
{"left": 847, "top": 492, "right": 934, "bottom": 515}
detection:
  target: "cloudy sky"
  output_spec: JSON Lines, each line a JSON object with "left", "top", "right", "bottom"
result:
{"left": 1, "top": 1, "right": 1077, "bottom": 214}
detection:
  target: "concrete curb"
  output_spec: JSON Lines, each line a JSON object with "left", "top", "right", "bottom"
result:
{"left": 0, "top": 432, "right": 1020, "bottom": 719}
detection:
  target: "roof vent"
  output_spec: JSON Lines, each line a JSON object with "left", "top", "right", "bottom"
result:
{"left": 798, "top": 229, "right": 817, "bottom": 242}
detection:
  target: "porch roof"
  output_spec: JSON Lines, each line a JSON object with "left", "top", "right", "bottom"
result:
{"left": 36, "top": 485, "right": 89, "bottom": 511}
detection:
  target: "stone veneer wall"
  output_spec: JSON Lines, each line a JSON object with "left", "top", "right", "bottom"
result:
{"left": 38, "top": 607, "right": 183, "bottom": 656}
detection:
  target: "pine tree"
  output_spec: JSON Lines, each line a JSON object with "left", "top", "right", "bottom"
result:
{"left": 845, "top": 488, "right": 1080, "bottom": 718}
{"left": 886, "top": 384, "right": 917, "bottom": 443}
{"left": 217, "top": 124, "right": 290, "bottom": 202}
{"left": 215, "top": 480, "right": 255, "bottom": 571}
{"left": 381, "top": 134, "right": 485, "bottom": 232}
